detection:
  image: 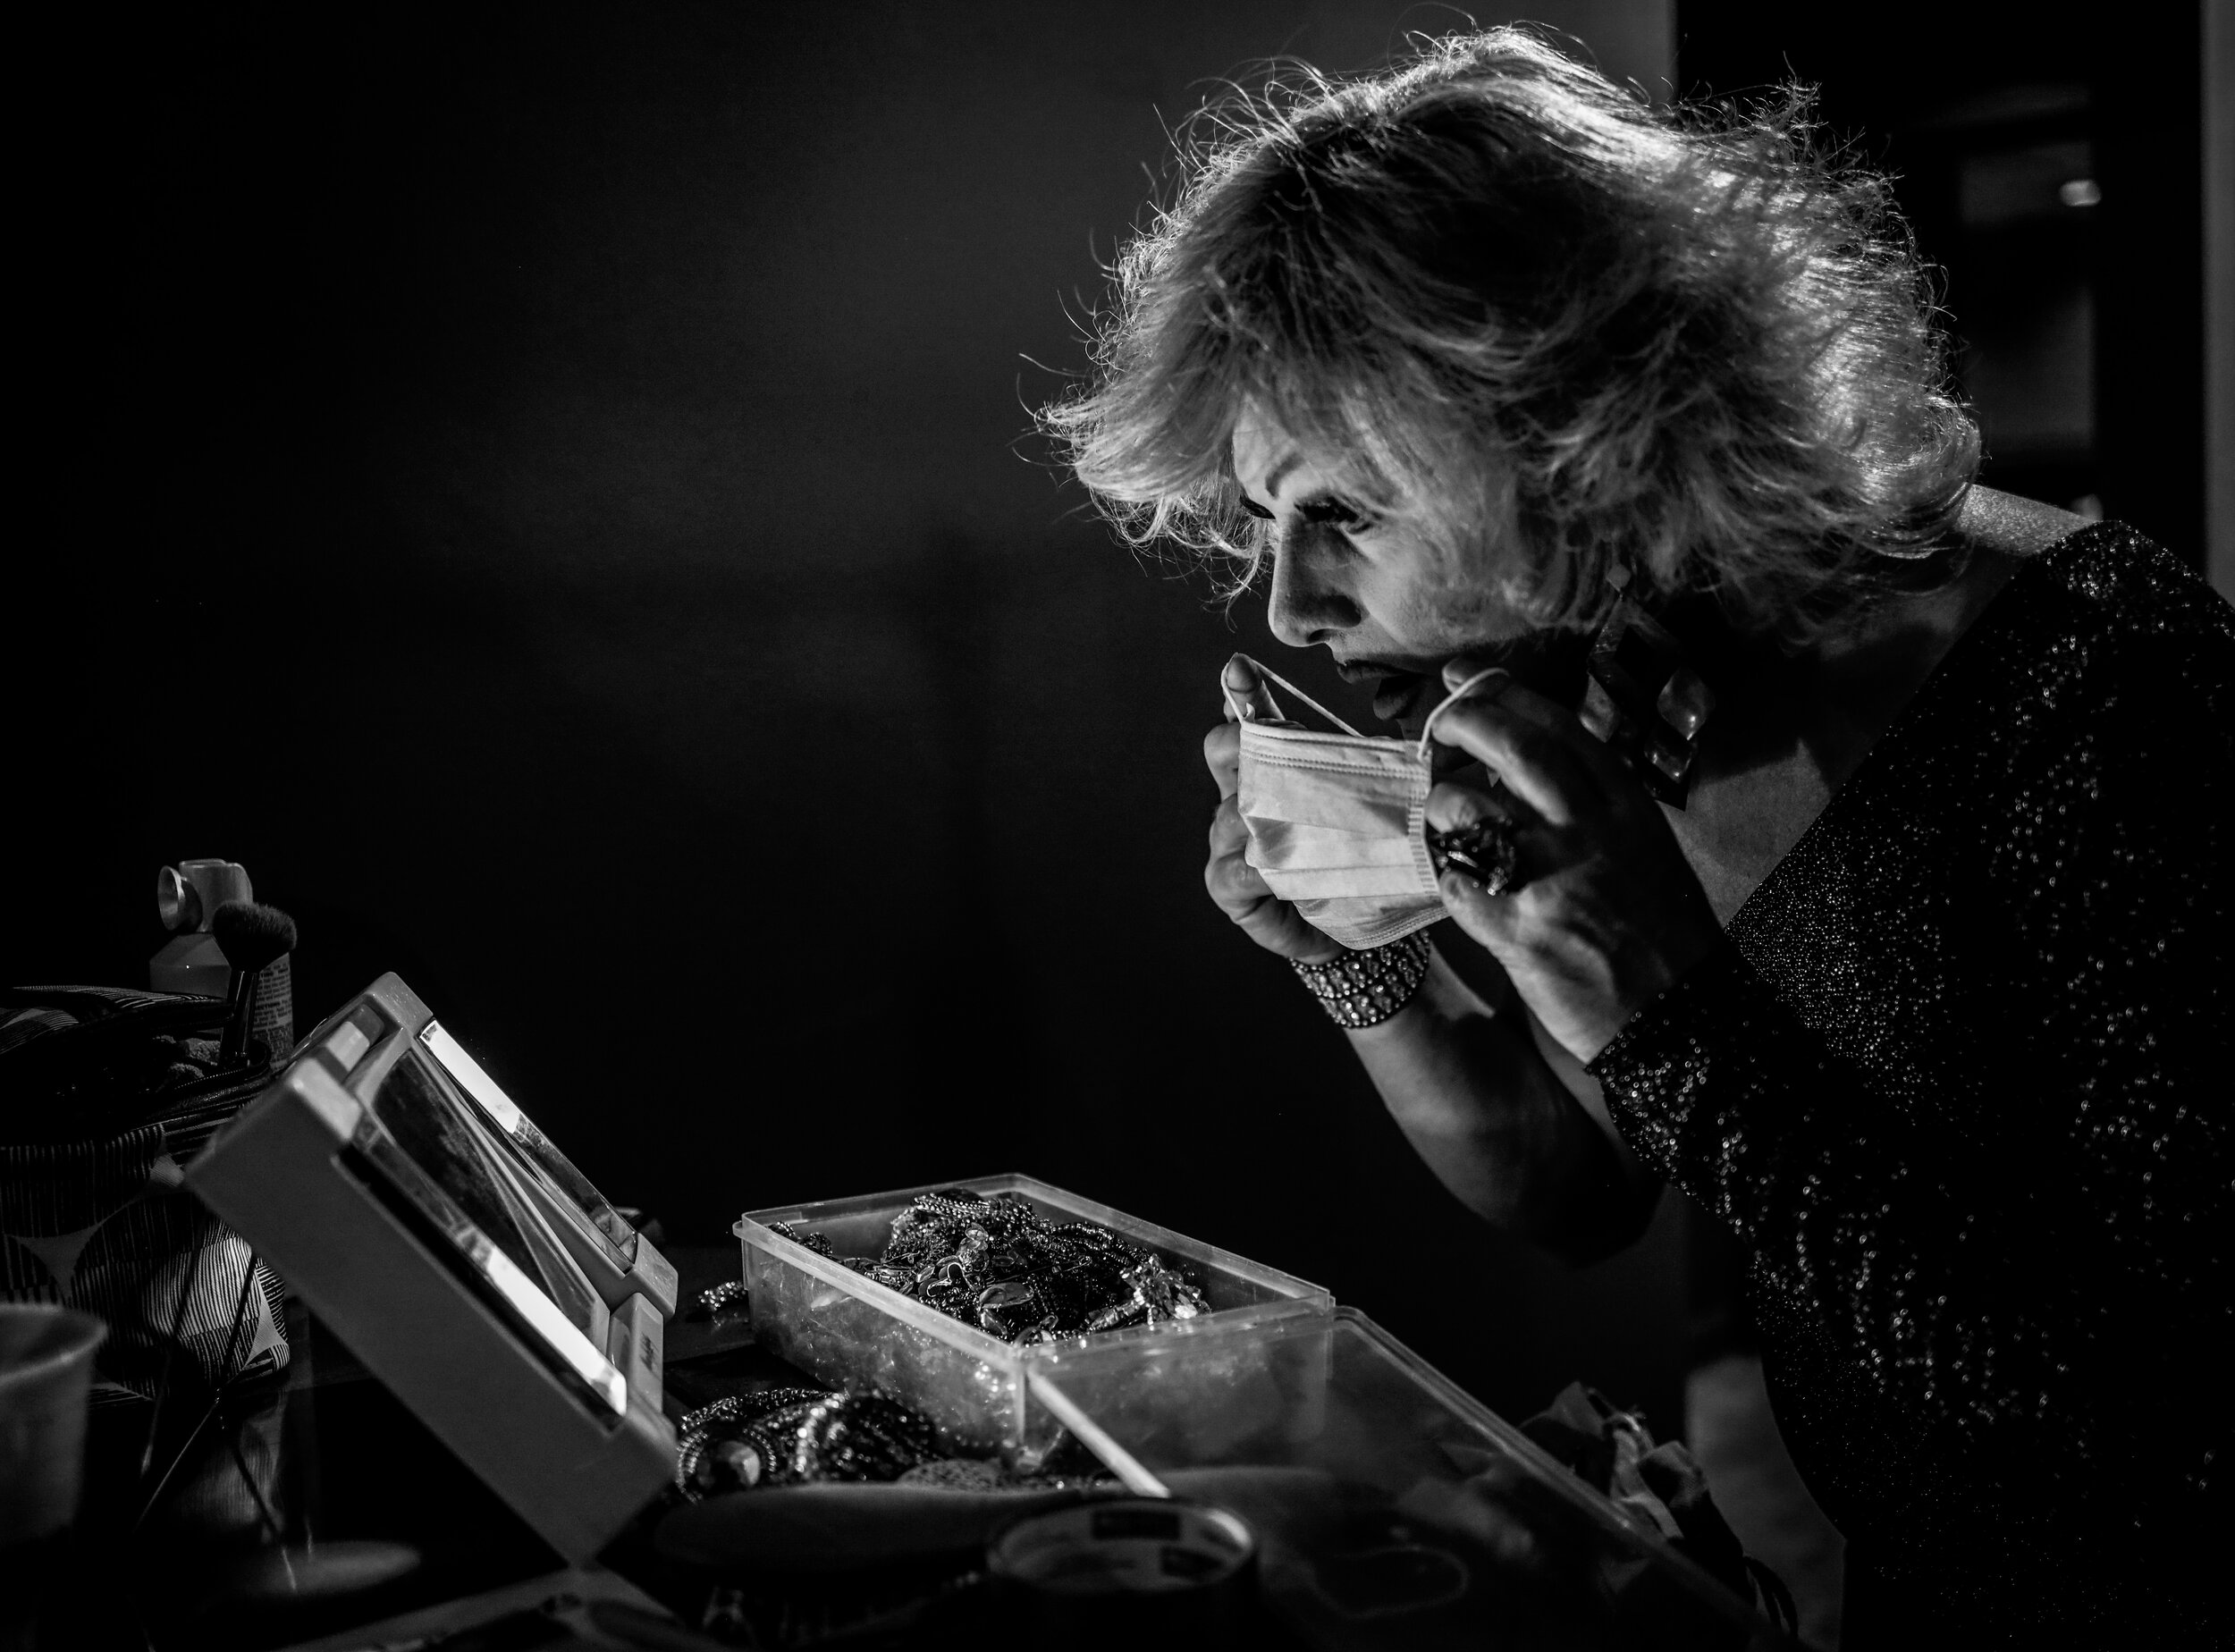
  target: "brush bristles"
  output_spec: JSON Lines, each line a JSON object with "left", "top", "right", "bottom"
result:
{"left": 210, "top": 899, "right": 299, "bottom": 974}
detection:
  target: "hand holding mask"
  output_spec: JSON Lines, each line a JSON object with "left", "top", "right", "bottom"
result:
{"left": 1202, "top": 658, "right": 1351, "bottom": 964}
{"left": 1421, "top": 662, "right": 1723, "bottom": 1063}
{"left": 1214, "top": 655, "right": 1506, "bottom": 952}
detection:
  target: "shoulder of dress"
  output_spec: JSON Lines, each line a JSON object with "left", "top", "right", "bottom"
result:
{"left": 1842, "top": 524, "right": 2234, "bottom": 805}
{"left": 2022, "top": 523, "right": 2231, "bottom": 628}
{"left": 1972, "top": 524, "right": 2235, "bottom": 695}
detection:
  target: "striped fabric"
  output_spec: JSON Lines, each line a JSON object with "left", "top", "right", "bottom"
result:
{"left": 0, "top": 990, "right": 290, "bottom": 1395}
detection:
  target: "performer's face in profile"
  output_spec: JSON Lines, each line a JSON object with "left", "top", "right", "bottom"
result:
{"left": 1231, "top": 406, "right": 1532, "bottom": 725}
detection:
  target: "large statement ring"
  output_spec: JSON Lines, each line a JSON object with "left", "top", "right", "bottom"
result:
{"left": 1427, "top": 816, "right": 1523, "bottom": 897}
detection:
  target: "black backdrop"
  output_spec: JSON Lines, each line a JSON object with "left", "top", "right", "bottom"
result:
{"left": 19, "top": 2, "right": 2196, "bottom": 1439}
{"left": 1677, "top": 0, "right": 2208, "bottom": 569}
{"left": 7, "top": 0, "right": 1689, "bottom": 1432}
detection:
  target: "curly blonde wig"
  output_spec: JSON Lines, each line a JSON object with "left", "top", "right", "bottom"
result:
{"left": 1042, "top": 27, "right": 1980, "bottom": 639}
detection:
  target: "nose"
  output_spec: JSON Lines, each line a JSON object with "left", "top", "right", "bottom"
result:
{"left": 1266, "top": 527, "right": 1362, "bottom": 648}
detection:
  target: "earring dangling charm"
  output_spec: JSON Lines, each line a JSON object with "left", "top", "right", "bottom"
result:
{"left": 1578, "top": 569, "right": 1716, "bottom": 808}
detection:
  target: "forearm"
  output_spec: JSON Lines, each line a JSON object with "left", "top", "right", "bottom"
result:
{"left": 1347, "top": 945, "right": 1658, "bottom": 1262}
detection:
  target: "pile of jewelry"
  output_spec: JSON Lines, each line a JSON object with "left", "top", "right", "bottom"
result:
{"left": 675, "top": 1386, "right": 1112, "bottom": 1501}
{"left": 676, "top": 1387, "right": 939, "bottom": 1497}
{"left": 772, "top": 1188, "right": 1210, "bottom": 1344}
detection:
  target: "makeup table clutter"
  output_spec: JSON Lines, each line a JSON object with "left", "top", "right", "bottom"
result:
{"left": 10, "top": 970, "right": 1792, "bottom": 1651}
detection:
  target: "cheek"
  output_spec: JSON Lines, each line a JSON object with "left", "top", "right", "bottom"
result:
{"left": 1368, "top": 536, "right": 1528, "bottom": 649}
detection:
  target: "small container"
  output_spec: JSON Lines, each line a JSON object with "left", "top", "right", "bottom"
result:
{"left": 735, "top": 1174, "right": 1333, "bottom": 1464}
{"left": 1032, "top": 1309, "right": 1778, "bottom": 1651}
{"left": 150, "top": 859, "right": 256, "bottom": 996}
{"left": 988, "top": 1496, "right": 1259, "bottom": 1648}
{"left": 150, "top": 857, "right": 294, "bottom": 1063}
{"left": 0, "top": 1306, "right": 106, "bottom": 1545}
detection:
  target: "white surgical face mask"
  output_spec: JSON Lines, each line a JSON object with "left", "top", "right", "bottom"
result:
{"left": 1225, "top": 657, "right": 1503, "bottom": 951}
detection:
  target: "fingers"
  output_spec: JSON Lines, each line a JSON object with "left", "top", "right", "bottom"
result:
{"left": 1428, "top": 697, "right": 1602, "bottom": 825}
{"left": 1207, "top": 791, "right": 1250, "bottom": 853}
{"left": 1434, "top": 658, "right": 1638, "bottom": 808}
{"left": 1424, "top": 776, "right": 1543, "bottom": 948}
{"left": 1429, "top": 810, "right": 1528, "bottom": 943}
{"left": 1222, "top": 653, "right": 1283, "bottom": 723}
{"left": 1426, "top": 782, "right": 1532, "bottom": 934}
{"left": 1424, "top": 778, "right": 1524, "bottom": 837}
{"left": 1204, "top": 796, "right": 1338, "bottom": 962}
{"left": 1482, "top": 678, "right": 1639, "bottom": 799}
{"left": 1440, "top": 655, "right": 1508, "bottom": 695}
{"left": 1202, "top": 720, "right": 1241, "bottom": 799}
{"left": 1204, "top": 796, "right": 1269, "bottom": 903}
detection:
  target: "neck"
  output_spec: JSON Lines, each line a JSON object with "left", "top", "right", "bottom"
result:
{"left": 1651, "top": 485, "right": 2092, "bottom": 923}
{"left": 1697, "top": 485, "right": 2086, "bottom": 786}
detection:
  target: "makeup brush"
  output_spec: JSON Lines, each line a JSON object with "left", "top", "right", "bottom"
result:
{"left": 209, "top": 899, "right": 298, "bottom": 1068}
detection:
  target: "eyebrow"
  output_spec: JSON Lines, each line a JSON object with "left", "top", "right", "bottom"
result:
{"left": 1263, "top": 451, "right": 1304, "bottom": 497}
{"left": 1236, "top": 451, "right": 1305, "bottom": 518}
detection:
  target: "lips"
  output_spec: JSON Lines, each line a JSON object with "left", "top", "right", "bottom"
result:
{"left": 1328, "top": 660, "right": 1434, "bottom": 724}
{"left": 1371, "top": 673, "right": 1430, "bottom": 724}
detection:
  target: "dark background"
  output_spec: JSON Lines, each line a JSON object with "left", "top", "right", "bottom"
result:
{"left": 1679, "top": 1, "right": 2208, "bottom": 562}
{"left": 5, "top": 1, "right": 2208, "bottom": 1438}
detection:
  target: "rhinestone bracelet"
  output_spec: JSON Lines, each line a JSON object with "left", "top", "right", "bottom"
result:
{"left": 1290, "top": 931, "right": 1432, "bottom": 1030}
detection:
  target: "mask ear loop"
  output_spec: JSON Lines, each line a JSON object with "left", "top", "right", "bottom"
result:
{"left": 1225, "top": 654, "right": 1366, "bottom": 738}
{"left": 1417, "top": 669, "right": 1508, "bottom": 760}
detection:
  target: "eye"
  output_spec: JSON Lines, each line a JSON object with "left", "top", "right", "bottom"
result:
{"left": 1298, "top": 495, "right": 1375, "bottom": 533}
{"left": 1238, "top": 495, "right": 1274, "bottom": 520}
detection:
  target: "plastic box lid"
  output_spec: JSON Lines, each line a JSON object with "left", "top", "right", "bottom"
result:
{"left": 1032, "top": 1307, "right": 1781, "bottom": 1650}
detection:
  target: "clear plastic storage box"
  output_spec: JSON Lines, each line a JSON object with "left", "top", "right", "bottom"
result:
{"left": 734, "top": 1173, "right": 1335, "bottom": 1462}
{"left": 1032, "top": 1308, "right": 1779, "bottom": 1651}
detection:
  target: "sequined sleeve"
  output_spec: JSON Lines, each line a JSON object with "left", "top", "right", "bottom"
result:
{"left": 1587, "top": 540, "right": 2231, "bottom": 1604}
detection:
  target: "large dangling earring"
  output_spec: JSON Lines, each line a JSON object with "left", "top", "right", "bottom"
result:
{"left": 1578, "top": 568, "right": 1716, "bottom": 808}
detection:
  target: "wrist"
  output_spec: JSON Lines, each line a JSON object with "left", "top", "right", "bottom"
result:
{"left": 1571, "top": 926, "right": 1725, "bottom": 1064}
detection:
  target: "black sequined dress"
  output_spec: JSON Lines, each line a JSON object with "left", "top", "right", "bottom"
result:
{"left": 1590, "top": 525, "right": 2231, "bottom": 1645}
